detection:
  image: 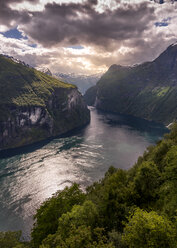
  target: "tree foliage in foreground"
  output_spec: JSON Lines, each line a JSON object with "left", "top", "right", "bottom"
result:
{"left": 1, "top": 123, "right": 177, "bottom": 247}
{"left": 31, "top": 183, "right": 85, "bottom": 247}
{"left": 0, "top": 231, "right": 30, "bottom": 248}
{"left": 123, "top": 208, "right": 176, "bottom": 248}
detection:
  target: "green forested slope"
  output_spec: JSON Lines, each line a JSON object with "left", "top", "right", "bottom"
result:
{"left": 0, "top": 55, "right": 75, "bottom": 121}
{"left": 2, "top": 123, "right": 177, "bottom": 247}
{"left": 85, "top": 44, "right": 177, "bottom": 124}
{"left": 0, "top": 55, "right": 90, "bottom": 149}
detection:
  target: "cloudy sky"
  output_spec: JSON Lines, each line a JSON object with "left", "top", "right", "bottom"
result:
{"left": 0, "top": 0, "right": 177, "bottom": 75}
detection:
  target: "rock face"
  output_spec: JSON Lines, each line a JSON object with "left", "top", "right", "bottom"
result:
{"left": 0, "top": 55, "right": 90, "bottom": 150}
{"left": 84, "top": 43, "right": 177, "bottom": 125}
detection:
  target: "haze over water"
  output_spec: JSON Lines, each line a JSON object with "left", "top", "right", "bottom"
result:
{"left": 0, "top": 107, "right": 168, "bottom": 239}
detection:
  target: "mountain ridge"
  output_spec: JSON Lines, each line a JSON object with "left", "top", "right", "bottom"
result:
{"left": 54, "top": 72, "right": 102, "bottom": 94}
{"left": 84, "top": 43, "right": 177, "bottom": 124}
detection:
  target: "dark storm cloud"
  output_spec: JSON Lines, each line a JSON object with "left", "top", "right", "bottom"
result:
{"left": 20, "top": 1, "right": 156, "bottom": 51}
{"left": 152, "top": 0, "right": 177, "bottom": 3}
{"left": 0, "top": 0, "right": 38, "bottom": 28}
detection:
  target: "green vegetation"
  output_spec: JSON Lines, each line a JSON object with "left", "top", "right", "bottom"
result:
{"left": 123, "top": 209, "right": 176, "bottom": 248}
{"left": 0, "top": 231, "right": 30, "bottom": 248}
{"left": 152, "top": 87, "right": 170, "bottom": 97}
{"left": 0, "top": 55, "right": 90, "bottom": 149}
{"left": 1, "top": 123, "right": 177, "bottom": 247}
{"left": 84, "top": 44, "right": 177, "bottom": 124}
{"left": 0, "top": 55, "right": 75, "bottom": 121}
{"left": 31, "top": 184, "right": 85, "bottom": 247}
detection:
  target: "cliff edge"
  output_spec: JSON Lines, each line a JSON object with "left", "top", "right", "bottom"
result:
{"left": 0, "top": 55, "right": 90, "bottom": 150}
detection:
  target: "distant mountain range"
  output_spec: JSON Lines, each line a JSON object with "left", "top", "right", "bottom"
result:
{"left": 54, "top": 72, "right": 102, "bottom": 94}
{"left": 84, "top": 43, "right": 177, "bottom": 125}
{"left": 3, "top": 59, "right": 101, "bottom": 95}
{"left": 35, "top": 69, "right": 102, "bottom": 95}
{"left": 36, "top": 67, "right": 53, "bottom": 76}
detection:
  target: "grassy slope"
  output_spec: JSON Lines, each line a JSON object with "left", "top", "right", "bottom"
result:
{"left": 0, "top": 55, "right": 75, "bottom": 120}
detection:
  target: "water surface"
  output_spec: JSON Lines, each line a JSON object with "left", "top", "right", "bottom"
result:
{"left": 0, "top": 107, "right": 168, "bottom": 239}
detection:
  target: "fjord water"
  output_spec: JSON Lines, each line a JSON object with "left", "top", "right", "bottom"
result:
{"left": 0, "top": 107, "right": 168, "bottom": 239}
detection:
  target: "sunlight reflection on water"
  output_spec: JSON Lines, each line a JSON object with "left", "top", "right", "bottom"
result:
{"left": 0, "top": 107, "right": 168, "bottom": 239}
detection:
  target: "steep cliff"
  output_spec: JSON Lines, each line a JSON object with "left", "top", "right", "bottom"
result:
{"left": 0, "top": 55, "right": 90, "bottom": 150}
{"left": 85, "top": 43, "right": 177, "bottom": 124}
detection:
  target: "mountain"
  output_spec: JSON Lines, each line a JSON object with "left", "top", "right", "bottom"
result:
{"left": 37, "top": 67, "right": 53, "bottom": 76}
{"left": 54, "top": 72, "right": 102, "bottom": 94}
{"left": 2, "top": 54, "right": 33, "bottom": 68}
{"left": 0, "top": 55, "right": 90, "bottom": 150}
{"left": 84, "top": 43, "right": 177, "bottom": 124}
{"left": 84, "top": 85, "right": 97, "bottom": 106}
